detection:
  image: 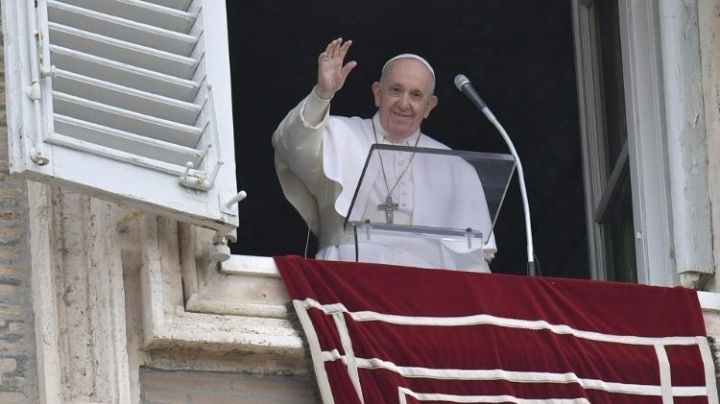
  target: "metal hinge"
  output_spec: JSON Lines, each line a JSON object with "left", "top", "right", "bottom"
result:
{"left": 179, "top": 161, "right": 222, "bottom": 191}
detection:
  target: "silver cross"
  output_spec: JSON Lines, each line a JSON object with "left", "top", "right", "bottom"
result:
{"left": 377, "top": 195, "right": 399, "bottom": 224}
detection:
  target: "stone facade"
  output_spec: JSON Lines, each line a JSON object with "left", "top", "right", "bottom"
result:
{"left": 0, "top": 17, "right": 39, "bottom": 404}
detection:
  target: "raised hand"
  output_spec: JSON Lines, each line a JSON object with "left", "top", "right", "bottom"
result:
{"left": 314, "top": 38, "right": 357, "bottom": 100}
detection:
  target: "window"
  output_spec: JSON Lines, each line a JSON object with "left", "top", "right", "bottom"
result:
{"left": 573, "top": 0, "right": 635, "bottom": 282}
{"left": 227, "top": 1, "right": 588, "bottom": 277}
{"left": 573, "top": 0, "right": 714, "bottom": 286}
{"left": 3, "top": 0, "right": 239, "bottom": 234}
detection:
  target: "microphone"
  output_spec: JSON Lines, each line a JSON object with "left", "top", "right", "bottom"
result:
{"left": 454, "top": 74, "right": 487, "bottom": 110}
{"left": 454, "top": 74, "right": 537, "bottom": 276}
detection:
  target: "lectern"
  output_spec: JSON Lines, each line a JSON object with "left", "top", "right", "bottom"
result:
{"left": 344, "top": 144, "right": 515, "bottom": 271}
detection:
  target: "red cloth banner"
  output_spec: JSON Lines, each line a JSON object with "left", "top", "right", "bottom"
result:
{"left": 275, "top": 256, "right": 718, "bottom": 404}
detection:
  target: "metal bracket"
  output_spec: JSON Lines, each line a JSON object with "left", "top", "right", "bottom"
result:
{"left": 25, "top": 82, "right": 41, "bottom": 101}
{"left": 220, "top": 190, "right": 247, "bottom": 216}
{"left": 199, "top": 230, "right": 233, "bottom": 275}
{"left": 179, "top": 161, "right": 223, "bottom": 191}
{"left": 30, "top": 146, "right": 49, "bottom": 166}
{"left": 40, "top": 65, "right": 57, "bottom": 79}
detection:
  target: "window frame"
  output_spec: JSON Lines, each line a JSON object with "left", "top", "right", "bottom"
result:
{"left": 573, "top": 0, "right": 674, "bottom": 285}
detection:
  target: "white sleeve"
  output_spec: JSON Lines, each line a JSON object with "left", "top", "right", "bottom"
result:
{"left": 272, "top": 89, "right": 332, "bottom": 193}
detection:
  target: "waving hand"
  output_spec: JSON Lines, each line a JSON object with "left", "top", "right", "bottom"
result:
{"left": 314, "top": 38, "right": 358, "bottom": 99}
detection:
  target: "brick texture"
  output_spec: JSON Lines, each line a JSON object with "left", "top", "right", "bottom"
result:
{"left": 140, "top": 368, "right": 320, "bottom": 404}
{"left": 0, "top": 14, "right": 39, "bottom": 404}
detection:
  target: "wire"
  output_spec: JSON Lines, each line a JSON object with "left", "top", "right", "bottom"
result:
{"left": 304, "top": 227, "right": 311, "bottom": 258}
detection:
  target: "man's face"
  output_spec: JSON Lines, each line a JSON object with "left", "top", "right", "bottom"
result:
{"left": 372, "top": 59, "right": 438, "bottom": 141}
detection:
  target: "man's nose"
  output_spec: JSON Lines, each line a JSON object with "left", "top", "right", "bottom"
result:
{"left": 397, "top": 93, "right": 411, "bottom": 109}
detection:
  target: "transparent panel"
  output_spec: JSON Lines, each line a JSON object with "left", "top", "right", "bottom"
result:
{"left": 344, "top": 144, "right": 515, "bottom": 268}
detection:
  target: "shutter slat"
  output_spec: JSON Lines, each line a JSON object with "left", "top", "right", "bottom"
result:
{"left": 54, "top": 69, "right": 201, "bottom": 125}
{"left": 53, "top": 92, "right": 204, "bottom": 147}
{"left": 49, "top": 22, "right": 197, "bottom": 78}
{"left": 50, "top": 45, "right": 199, "bottom": 101}
{"left": 48, "top": 0, "right": 197, "bottom": 56}
{"left": 54, "top": 0, "right": 195, "bottom": 33}
{"left": 142, "top": 0, "right": 192, "bottom": 12}
{"left": 46, "top": 132, "right": 195, "bottom": 176}
{"left": 54, "top": 114, "right": 204, "bottom": 166}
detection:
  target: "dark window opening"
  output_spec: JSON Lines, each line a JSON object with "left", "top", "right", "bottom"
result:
{"left": 226, "top": 0, "right": 588, "bottom": 278}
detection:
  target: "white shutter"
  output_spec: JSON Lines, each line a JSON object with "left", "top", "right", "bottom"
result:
{"left": 2, "top": 0, "right": 239, "bottom": 233}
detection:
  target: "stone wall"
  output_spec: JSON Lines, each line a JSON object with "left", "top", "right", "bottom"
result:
{"left": 140, "top": 368, "right": 318, "bottom": 403}
{"left": 0, "top": 17, "right": 39, "bottom": 404}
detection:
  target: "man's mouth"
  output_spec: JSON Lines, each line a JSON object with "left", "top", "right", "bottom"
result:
{"left": 390, "top": 111, "right": 413, "bottom": 119}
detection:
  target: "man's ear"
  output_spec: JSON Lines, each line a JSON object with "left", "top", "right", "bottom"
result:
{"left": 424, "top": 95, "right": 439, "bottom": 118}
{"left": 372, "top": 82, "right": 382, "bottom": 107}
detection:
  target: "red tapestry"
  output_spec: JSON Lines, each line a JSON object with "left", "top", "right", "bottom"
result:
{"left": 275, "top": 256, "right": 718, "bottom": 404}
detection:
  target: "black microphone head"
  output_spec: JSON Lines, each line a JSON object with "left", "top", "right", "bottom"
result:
{"left": 454, "top": 74, "right": 470, "bottom": 91}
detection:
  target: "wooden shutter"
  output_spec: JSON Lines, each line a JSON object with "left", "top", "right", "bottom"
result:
{"left": 3, "top": 0, "right": 239, "bottom": 233}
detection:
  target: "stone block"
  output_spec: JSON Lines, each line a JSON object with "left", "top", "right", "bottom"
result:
{"left": 0, "top": 375, "right": 24, "bottom": 389}
{"left": 0, "top": 304, "right": 22, "bottom": 316}
{"left": 143, "top": 390, "right": 189, "bottom": 403}
{"left": 0, "top": 227, "right": 23, "bottom": 245}
{"left": 7, "top": 321, "right": 25, "bottom": 334}
{"left": 0, "top": 211, "right": 22, "bottom": 221}
{"left": 0, "top": 357, "right": 16, "bottom": 373}
{"left": 0, "top": 283, "right": 21, "bottom": 299}
{"left": 188, "top": 392, "right": 255, "bottom": 404}
{"left": 0, "top": 245, "right": 22, "bottom": 261}
{"left": 0, "top": 339, "right": 18, "bottom": 352}
{"left": 143, "top": 370, "right": 233, "bottom": 392}
{"left": 0, "top": 266, "right": 21, "bottom": 278}
{"left": 0, "top": 188, "right": 23, "bottom": 199}
{"left": 0, "top": 392, "right": 27, "bottom": 404}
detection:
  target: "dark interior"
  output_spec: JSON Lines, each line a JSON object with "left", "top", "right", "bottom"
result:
{"left": 226, "top": 0, "right": 589, "bottom": 278}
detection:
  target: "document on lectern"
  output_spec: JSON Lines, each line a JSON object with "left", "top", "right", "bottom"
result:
{"left": 344, "top": 144, "right": 515, "bottom": 270}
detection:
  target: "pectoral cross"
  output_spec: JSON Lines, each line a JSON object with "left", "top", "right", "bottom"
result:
{"left": 377, "top": 195, "right": 399, "bottom": 224}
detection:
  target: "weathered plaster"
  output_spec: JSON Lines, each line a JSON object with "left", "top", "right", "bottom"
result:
{"left": 658, "top": 0, "right": 714, "bottom": 284}
{"left": 699, "top": 0, "right": 720, "bottom": 292}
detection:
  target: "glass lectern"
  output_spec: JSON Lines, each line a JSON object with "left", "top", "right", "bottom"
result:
{"left": 343, "top": 144, "right": 515, "bottom": 271}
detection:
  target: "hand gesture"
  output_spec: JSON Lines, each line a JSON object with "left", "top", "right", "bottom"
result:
{"left": 314, "top": 38, "right": 357, "bottom": 100}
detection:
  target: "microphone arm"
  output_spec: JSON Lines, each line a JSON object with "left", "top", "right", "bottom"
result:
{"left": 454, "top": 74, "right": 536, "bottom": 276}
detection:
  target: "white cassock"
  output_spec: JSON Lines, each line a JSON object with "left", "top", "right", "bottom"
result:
{"left": 273, "top": 90, "right": 496, "bottom": 272}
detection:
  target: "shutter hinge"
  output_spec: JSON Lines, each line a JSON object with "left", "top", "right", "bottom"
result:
{"left": 179, "top": 161, "right": 223, "bottom": 191}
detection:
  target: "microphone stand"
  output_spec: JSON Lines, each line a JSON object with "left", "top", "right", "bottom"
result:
{"left": 478, "top": 107, "right": 535, "bottom": 276}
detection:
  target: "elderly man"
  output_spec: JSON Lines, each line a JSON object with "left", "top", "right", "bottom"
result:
{"left": 273, "top": 38, "right": 495, "bottom": 271}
